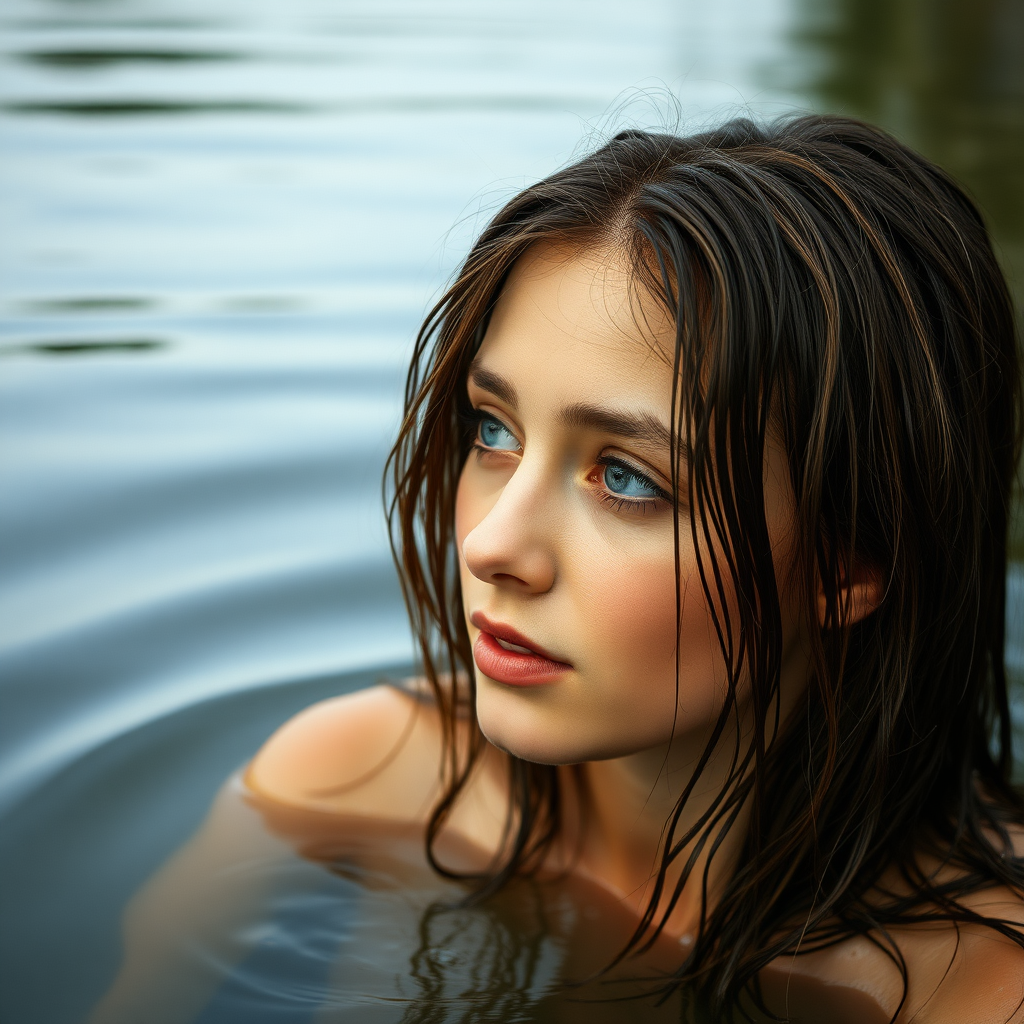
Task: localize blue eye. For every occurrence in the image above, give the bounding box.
[602,460,661,499]
[477,415,520,452]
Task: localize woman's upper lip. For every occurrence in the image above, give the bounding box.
[469,612,571,665]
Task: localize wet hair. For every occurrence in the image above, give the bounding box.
[386,113,1023,1018]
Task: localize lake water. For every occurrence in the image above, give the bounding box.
[1,0,1021,1021]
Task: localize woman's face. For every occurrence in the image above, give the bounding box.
[455,242,806,766]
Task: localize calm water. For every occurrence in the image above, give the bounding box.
[1,0,1021,1021]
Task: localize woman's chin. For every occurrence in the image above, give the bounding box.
[474,696,581,765]
[477,719,572,765]
[474,697,645,766]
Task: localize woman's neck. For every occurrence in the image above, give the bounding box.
[559,734,750,942]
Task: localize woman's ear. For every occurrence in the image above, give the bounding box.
[816,565,884,628]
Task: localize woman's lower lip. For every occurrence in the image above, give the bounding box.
[472,631,571,686]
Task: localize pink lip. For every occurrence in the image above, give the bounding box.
[470,612,572,686]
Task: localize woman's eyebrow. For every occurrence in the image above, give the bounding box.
[468,363,682,459]
[468,364,519,408]
[560,402,675,455]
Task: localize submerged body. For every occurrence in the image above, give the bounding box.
[91,755,694,1024]
[248,684,1024,1023]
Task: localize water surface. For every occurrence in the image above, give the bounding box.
[1,0,1021,1021]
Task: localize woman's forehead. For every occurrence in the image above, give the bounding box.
[481,241,677,378]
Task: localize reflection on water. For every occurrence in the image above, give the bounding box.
[6,99,315,115]
[0,0,1020,1021]
[191,780,686,1024]
[19,50,243,69]
[19,296,157,313]
[3,338,168,356]
[793,0,1024,257]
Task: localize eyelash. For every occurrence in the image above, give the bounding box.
[465,410,521,455]
[594,456,671,514]
[467,410,672,517]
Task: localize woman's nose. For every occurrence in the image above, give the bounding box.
[460,463,556,594]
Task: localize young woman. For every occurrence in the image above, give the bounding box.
[248,114,1024,1021]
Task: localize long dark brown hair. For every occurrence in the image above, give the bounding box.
[385,114,1024,1018]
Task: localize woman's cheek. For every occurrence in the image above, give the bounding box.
[579,539,727,736]
[578,538,679,684]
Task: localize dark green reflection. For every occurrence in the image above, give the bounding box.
[19,49,241,70]
[20,297,155,314]
[791,0,1024,556]
[792,0,1024,284]
[3,338,168,356]
[3,100,311,117]
[3,95,596,119]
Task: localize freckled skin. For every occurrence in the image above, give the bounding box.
[456,242,803,767]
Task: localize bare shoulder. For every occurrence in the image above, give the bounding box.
[245,683,508,850]
[762,883,1024,1024]
[246,684,445,820]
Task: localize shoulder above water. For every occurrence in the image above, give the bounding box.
[247,684,444,819]
[245,683,509,853]
[761,888,1024,1023]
